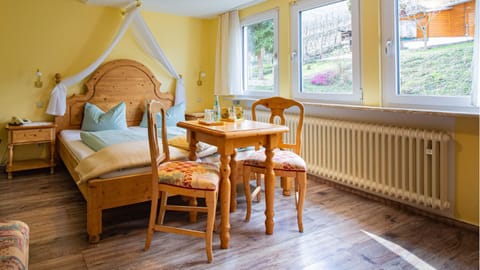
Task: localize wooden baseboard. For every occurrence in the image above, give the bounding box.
[308,174,479,233]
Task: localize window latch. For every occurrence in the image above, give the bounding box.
[273,52,278,65]
[385,39,393,56]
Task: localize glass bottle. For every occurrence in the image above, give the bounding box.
[213,95,221,121]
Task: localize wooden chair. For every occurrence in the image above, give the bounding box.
[144,100,219,263]
[242,96,307,232]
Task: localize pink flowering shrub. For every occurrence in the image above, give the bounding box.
[310,71,337,85]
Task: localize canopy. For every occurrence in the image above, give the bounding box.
[46,1,185,116]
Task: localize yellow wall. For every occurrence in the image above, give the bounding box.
[1,0,478,226]
[361,0,382,106]
[0,0,217,163]
[455,118,479,224]
[239,0,479,226]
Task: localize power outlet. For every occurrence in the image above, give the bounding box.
[36,101,44,108]
[196,97,202,103]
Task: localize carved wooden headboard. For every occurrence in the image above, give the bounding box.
[54,59,174,132]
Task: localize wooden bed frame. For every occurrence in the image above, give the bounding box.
[55,59,174,243]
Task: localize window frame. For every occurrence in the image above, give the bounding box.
[291,0,362,104]
[381,0,476,111]
[240,8,279,97]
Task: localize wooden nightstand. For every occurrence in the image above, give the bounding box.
[185,112,205,120]
[5,122,56,179]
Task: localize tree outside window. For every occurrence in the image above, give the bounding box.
[241,10,278,95]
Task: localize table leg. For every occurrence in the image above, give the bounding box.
[229,150,237,212]
[264,140,275,235]
[281,177,292,196]
[219,153,231,249]
[188,133,198,161]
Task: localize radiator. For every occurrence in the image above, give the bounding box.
[244,110,451,211]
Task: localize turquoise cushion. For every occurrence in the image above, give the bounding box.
[81,102,128,131]
[140,102,185,128]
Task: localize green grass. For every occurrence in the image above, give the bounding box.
[399,42,473,96]
[246,42,473,95]
[300,41,473,96]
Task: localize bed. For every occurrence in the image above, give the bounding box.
[55,59,202,243]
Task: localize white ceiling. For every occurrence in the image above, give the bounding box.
[82,0,266,18]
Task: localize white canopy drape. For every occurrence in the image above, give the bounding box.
[46,4,185,116]
[130,13,185,105]
[214,10,242,96]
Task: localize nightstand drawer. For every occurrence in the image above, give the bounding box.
[12,128,53,143]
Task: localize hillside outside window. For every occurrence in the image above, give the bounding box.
[381,0,479,111]
[291,0,362,103]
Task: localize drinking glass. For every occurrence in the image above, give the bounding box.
[234,106,243,120]
[204,109,215,122]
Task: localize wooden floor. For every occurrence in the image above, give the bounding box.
[1,164,478,270]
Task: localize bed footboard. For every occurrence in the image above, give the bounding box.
[58,136,153,243]
[85,174,152,243]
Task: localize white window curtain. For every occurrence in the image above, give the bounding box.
[471,0,479,107]
[46,4,185,116]
[214,10,242,96]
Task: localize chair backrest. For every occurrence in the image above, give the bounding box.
[146,100,170,182]
[251,96,304,154]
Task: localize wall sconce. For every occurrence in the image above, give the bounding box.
[197,71,206,86]
[34,68,43,88]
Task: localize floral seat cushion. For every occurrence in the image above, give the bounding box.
[0,220,29,270]
[157,161,219,190]
[243,149,307,172]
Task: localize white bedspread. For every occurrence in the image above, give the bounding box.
[59,127,218,183]
[75,140,167,184]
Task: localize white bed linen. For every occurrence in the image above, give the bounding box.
[59,127,217,179]
[61,128,192,161]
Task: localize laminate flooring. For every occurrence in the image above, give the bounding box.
[0,165,478,270]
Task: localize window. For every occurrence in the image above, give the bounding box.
[381,0,477,110]
[241,9,279,96]
[291,0,361,103]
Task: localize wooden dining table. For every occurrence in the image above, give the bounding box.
[177,119,288,249]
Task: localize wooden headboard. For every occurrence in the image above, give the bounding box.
[54,59,174,132]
